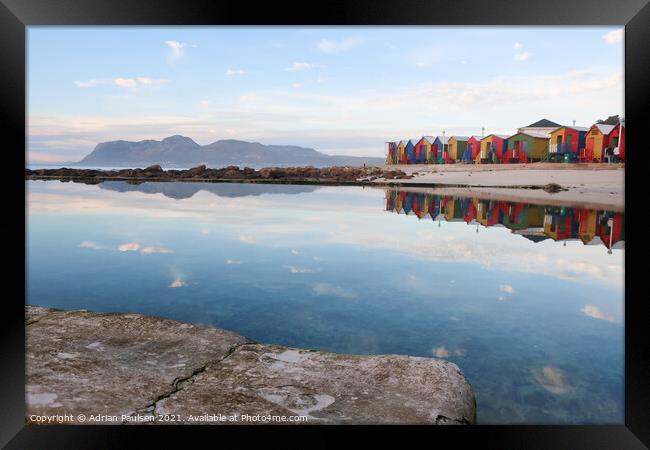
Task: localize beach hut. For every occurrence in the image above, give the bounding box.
[385,142,397,165]
[477,134,509,164]
[432,136,452,164]
[405,139,417,164]
[543,207,580,241]
[548,126,587,163]
[415,136,433,164]
[576,208,599,245]
[396,140,406,165]
[582,124,617,162]
[448,136,469,162]
[596,212,624,250]
[462,136,483,163]
[505,131,550,163]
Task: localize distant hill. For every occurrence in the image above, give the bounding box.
[77,135,384,167]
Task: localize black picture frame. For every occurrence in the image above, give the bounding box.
[2,0,648,447]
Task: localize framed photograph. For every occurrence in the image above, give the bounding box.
[2,0,648,447]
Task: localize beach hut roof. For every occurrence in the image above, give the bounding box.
[514,130,551,139]
[594,123,617,135]
[550,126,589,133]
[469,135,484,140]
[524,118,562,128]
[422,135,435,142]
[481,134,509,141]
[434,136,450,144]
[450,136,470,141]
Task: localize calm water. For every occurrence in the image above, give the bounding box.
[26,180,624,424]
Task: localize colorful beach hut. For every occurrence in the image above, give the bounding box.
[396,140,406,164]
[582,124,619,162]
[415,136,433,164]
[505,131,550,163]
[432,136,452,164]
[462,136,483,163]
[385,142,397,165]
[548,126,587,162]
[448,136,469,162]
[477,134,509,164]
[405,139,417,164]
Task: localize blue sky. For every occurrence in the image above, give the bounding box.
[27,26,623,162]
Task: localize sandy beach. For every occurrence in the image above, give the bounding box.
[376,163,624,210]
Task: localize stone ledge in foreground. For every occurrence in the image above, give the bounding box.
[26,306,476,425]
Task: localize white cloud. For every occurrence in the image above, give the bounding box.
[602,29,623,44]
[312,282,356,299]
[239,92,258,102]
[74,79,109,88]
[135,77,170,86]
[226,259,242,264]
[79,241,109,250]
[226,69,247,76]
[514,42,524,50]
[165,40,185,64]
[286,62,320,71]
[292,83,304,89]
[581,304,615,322]
[169,278,186,288]
[74,77,168,89]
[114,77,137,89]
[291,249,299,254]
[514,51,532,61]
[316,36,364,54]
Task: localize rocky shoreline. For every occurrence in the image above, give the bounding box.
[26,306,476,425]
[25,165,413,185]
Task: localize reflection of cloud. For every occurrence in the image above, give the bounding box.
[169,278,186,288]
[286,266,318,274]
[169,267,186,288]
[239,234,257,244]
[313,256,322,261]
[533,366,570,394]
[602,29,623,44]
[499,284,515,294]
[117,242,141,252]
[497,295,506,301]
[291,249,299,255]
[581,305,615,322]
[79,241,109,250]
[140,246,173,254]
[226,259,242,265]
[312,282,356,299]
[432,347,449,358]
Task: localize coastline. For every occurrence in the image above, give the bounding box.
[26,305,476,425]
[25,163,625,210]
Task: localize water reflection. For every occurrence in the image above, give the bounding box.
[26,181,624,424]
[385,190,624,252]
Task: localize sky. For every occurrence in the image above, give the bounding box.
[27,26,624,163]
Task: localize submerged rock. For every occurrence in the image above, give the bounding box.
[26,306,475,425]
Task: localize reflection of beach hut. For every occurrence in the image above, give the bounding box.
[396,140,406,164]
[543,207,579,241]
[505,131,550,163]
[428,195,441,221]
[582,124,620,162]
[462,136,482,162]
[414,136,433,164]
[458,196,477,224]
[549,126,587,162]
[576,208,599,244]
[477,134,509,164]
[448,136,469,162]
[596,212,624,250]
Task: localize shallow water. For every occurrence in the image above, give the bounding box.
[26,180,624,424]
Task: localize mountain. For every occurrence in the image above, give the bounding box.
[78,135,385,167]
